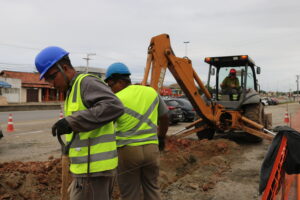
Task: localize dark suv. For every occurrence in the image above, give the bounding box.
[163,99,183,124]
[0,128,3,139]
[173,98,196,122]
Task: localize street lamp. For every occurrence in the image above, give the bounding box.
[82,53,96,73]
[183,41,190,57]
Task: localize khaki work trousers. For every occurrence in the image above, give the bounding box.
[69,176,115,200]
[117,144,161,200]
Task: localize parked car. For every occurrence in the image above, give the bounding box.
[172,98,196,122]
[270,98,279,105]
[261,97,278,106]
[0,128,3,139]
[261,98,269,106]
[163,99,184,124]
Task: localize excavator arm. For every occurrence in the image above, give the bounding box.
[142,34,274,140]
[142,34,213,121]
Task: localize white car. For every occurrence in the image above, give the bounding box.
[261,98,269,106]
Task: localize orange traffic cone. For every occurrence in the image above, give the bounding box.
[7,113,14,132]
[59,111,64,119]
[284,111,290,124]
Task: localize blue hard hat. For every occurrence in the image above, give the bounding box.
[35,46,69,80]
[105,62,131,82]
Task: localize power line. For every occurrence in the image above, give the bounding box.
[296,75,299,98]
[0,42,121,62]
[0,62,34,66]
[0,42,41,51]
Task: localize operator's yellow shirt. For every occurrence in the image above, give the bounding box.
[221,76,240,89]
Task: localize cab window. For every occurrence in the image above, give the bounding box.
[245,69,255,90]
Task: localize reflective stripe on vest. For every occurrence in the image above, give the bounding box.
[70,148,118,164]
[117,97,158,137]
[116,85,159,147]
[68,134,115,148]
[64,73,117,174]
[117,135,158,146]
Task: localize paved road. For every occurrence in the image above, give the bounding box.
[0,103,298,163]
[0,109,61,127]
[0,110,62,162]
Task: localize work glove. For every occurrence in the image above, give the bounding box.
[158,136,166,151]
[52,118,73,137]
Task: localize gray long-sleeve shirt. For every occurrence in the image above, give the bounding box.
[65,73,124,132]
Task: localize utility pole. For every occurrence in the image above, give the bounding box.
[82,53,96,73]
[183,41,190,57]
[296,75,300,101]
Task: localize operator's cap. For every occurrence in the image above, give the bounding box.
[229,68,236,74]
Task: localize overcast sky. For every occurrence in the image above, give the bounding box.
[0,0,299,92]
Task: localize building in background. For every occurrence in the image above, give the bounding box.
[0,77,20,104]
[160,83,183,97]
[0,70,64,103]
[0,66,106,104]
[74,66,106,79]
[160,87,172,96]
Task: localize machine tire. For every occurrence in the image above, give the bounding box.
[195,124,215,140]
[243,103,264,143]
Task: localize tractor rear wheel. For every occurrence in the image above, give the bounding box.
[195,125,215,140]
[242,103,264,143]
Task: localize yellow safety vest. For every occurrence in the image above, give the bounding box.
[64,74,117,175]
[115,85,159,147]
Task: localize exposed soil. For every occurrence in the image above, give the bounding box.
[0,157,61,200]
[0,138,240,200]
[0,103,299,200]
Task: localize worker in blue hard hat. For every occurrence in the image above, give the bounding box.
[35,47,124,200]
[104,62,131,93]
[105,62,169,200]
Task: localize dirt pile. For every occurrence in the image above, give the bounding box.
[0,157,61,200]
[159,138,240,190]
[0,138,240,199]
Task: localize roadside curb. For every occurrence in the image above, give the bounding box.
[0,103,62,112]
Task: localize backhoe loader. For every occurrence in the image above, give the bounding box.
[197,55,268,142]
[142,34,274,141]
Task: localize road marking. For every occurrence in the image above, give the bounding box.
[16,130,45,135]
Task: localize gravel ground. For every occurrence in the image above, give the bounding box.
[161,102,300,200]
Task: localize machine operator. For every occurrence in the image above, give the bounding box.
[220,68,240,95]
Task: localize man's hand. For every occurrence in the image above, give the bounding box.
[158,136,166,151]
[230,84,236,88]
[52,118,73,137]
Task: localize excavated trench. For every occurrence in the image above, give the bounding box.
[0,138,240,200]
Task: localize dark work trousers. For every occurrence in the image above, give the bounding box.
[117,144,161,200]
[68,176,115,200]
